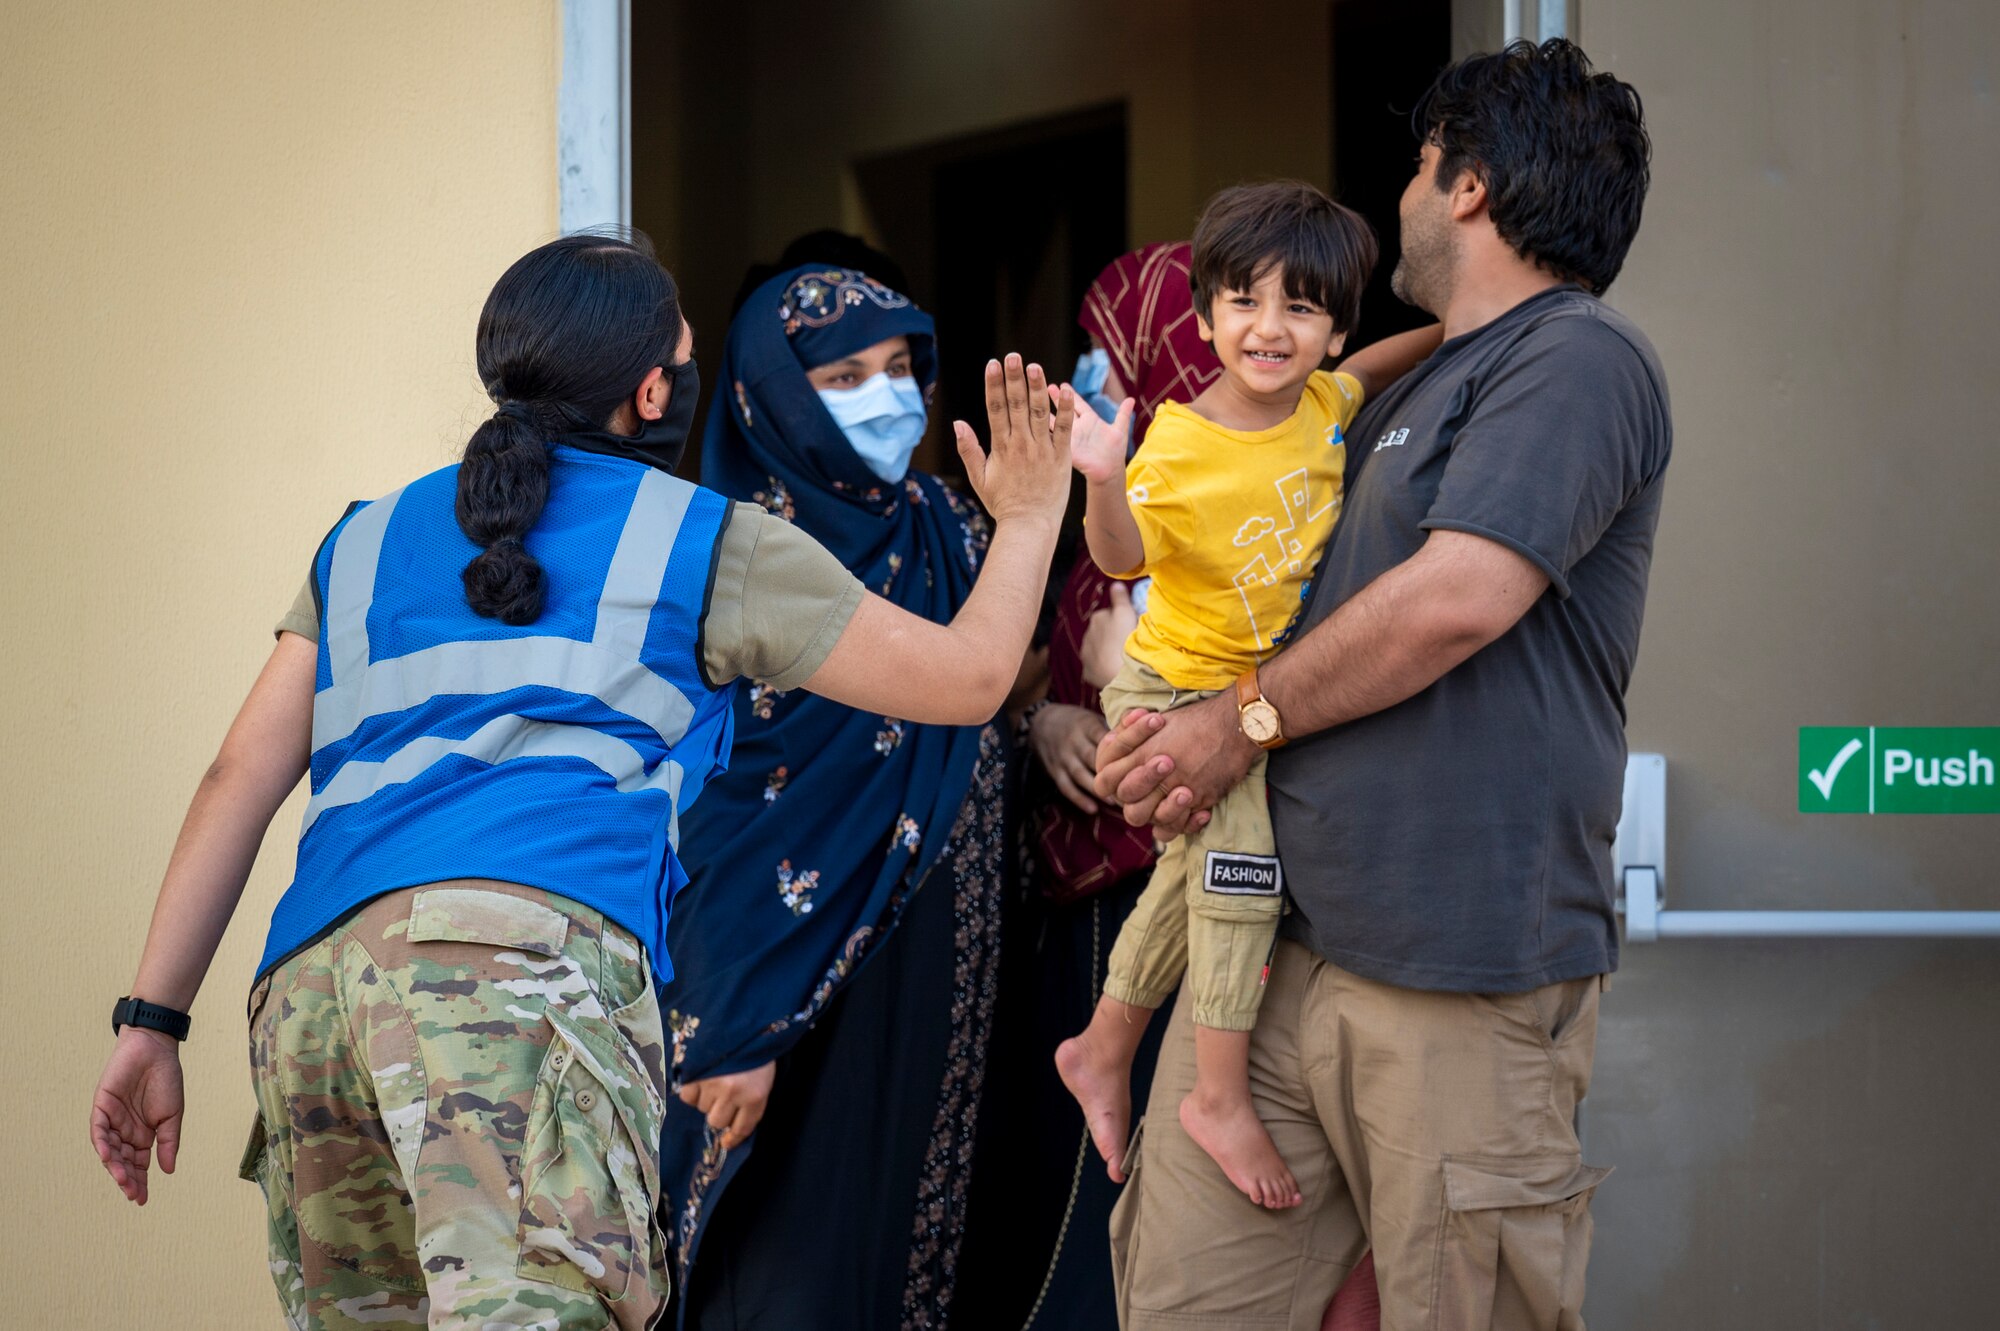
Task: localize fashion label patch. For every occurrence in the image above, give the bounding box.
[1203,851,1283,896]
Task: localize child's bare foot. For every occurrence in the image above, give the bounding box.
[1179,1083,1301,1208]
[1056,1031,1133,1182]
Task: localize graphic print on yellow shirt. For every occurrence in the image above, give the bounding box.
[1118,369,1363,690]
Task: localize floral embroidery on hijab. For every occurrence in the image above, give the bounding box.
[763,766,789,804]
[874,718,905,755]
[762,923,881,1039]
[749,682,788,721]
[753,477,795,522]
[777,859,820,916]
[779,269,914,335]
[893,814,922,854]
[677,1131,729,1273]
[831,477,890,504]
[961,510,992,571]
[934,486,992,570]
[666,1009,700,1074]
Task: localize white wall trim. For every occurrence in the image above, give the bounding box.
[1503,0,1570,45]
[558,0,631,232]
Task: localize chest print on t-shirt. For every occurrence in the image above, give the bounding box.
[1230,463,1342,649]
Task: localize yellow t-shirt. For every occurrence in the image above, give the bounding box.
[1119,369,1363,690]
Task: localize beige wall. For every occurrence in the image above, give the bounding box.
[0,4,559,1326]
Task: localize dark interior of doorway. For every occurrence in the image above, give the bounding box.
[1332,0,1454,342]
[854,103,1128,488]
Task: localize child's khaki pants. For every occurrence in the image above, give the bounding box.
[1100,655,1282,1031]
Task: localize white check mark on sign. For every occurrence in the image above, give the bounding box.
[1808,738,1865,800]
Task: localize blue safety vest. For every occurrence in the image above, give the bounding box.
[257,445,738,984]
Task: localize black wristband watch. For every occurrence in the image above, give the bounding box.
[112,996,192,1042]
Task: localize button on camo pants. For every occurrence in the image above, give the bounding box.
[240,881,671,1330]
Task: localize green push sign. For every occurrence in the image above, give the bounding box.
[1799,727,2000,814]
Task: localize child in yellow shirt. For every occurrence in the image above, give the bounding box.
[1056,181,1442,1209]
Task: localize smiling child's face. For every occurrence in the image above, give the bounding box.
[1198,264,1345,403]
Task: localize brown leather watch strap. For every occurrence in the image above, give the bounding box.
[1236,667,1262,710]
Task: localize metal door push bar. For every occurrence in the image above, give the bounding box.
[1614,755,2000,941]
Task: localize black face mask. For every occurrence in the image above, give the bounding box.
[554,358,701,475]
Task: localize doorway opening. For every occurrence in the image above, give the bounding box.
[854,103,1128,484]
[1332,0,1455,341]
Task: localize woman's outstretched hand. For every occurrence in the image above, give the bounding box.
[805,357,1073,726]
[678,1061,777,1151]
[91,1029,186,1205]
[953,354,1074,527]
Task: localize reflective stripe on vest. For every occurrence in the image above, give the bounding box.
[311,466,701,825]
[311,468,700,755]
[304,718,688,839]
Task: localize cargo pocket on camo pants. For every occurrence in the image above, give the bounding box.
[1430,1155,1612,1331]
[517,1001,669,1310]
[240,1115,308,1331]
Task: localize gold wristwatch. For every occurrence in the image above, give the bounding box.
[1235,666,1286,750]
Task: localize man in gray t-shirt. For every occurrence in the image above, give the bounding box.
[1096,41,1666,1331]
[1275,284,1670,992]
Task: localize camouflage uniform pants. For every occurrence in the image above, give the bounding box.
[240,881,672,1330]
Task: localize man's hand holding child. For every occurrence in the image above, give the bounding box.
[1092,697,1257,838]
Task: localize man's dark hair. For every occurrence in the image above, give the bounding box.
[1413,38,1650,294]
[1189,180,1377,335]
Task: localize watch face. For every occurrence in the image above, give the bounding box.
[1241,699,1281,744]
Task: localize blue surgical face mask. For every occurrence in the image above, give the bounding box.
[818,372,928,483]
[1072,348,1120,423]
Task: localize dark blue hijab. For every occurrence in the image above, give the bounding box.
[660,267,993,1286]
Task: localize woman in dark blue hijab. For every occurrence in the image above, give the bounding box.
[660,265,1011,1329]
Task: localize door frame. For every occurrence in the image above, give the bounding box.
[558,0,631,232]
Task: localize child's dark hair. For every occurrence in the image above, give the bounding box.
[460,230,684,624]
[1189,181,1377,336]
[1412,39,1650,295]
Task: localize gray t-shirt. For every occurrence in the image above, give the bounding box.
[1271,286,1672,993]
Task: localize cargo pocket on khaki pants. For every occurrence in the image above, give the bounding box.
[1430,1156,1611,1331]
[517,1002,669,1311]
[1108,1114,1146,1305]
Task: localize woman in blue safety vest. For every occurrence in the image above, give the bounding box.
[87,231,1075,1331]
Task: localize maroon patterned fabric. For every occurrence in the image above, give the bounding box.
[1032,244,1223,903]
[1076,241,1222,441]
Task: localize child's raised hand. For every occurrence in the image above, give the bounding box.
[1050,385,1134,485]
